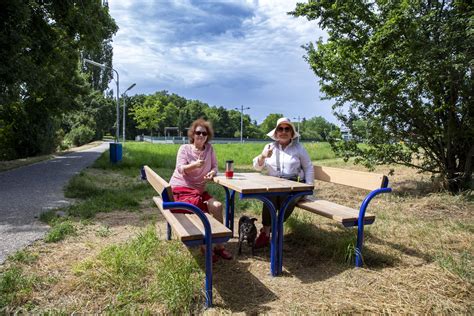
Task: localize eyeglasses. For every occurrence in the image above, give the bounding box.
[194,131,208,136]
[277,126,291,132]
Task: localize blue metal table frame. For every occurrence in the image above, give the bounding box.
[214,173,314,276]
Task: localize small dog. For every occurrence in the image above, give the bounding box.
[238,215,258,255]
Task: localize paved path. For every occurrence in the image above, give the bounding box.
[0,142,109,264]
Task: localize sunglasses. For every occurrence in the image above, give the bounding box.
[277,126,292,132]
[194,131,208,136]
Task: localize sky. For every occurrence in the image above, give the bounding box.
[108,0,337,124]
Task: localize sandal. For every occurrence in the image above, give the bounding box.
[255,228,270,249]
[214,247,233,260]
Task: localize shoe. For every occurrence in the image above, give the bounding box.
[255,228,270,249]
[200,247,219,263]
[214,247,233,260]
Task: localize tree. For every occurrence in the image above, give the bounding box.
[260,114,284,135]
[0,0,117,159]
[301,116,337,141]
[292,1,473,192]
[130,103,160,138]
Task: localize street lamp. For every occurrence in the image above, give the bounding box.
[235,105,250,143]
[83,58,120,143]
[122,83,136,143]
[293,116,301,141]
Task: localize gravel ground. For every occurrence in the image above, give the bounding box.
[0,142,109,264]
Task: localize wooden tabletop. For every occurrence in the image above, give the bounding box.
[213,173,314,194]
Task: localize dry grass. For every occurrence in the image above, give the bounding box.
[1,164,473,314]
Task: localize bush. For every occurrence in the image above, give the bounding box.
[65,125,95,146]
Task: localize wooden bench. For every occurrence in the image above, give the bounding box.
[296,165,392,267]
[144,165,232,308]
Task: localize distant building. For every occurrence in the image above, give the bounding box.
[341,128,352,141]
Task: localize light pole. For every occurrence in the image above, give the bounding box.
[293,116,301,141]
[122,83,136,143]
[235,105,250,143]
[84,58,120,143]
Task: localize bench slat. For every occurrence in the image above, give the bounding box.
[314,165,386,191]
[153,196,232,241]
[297,197,375,226]
[145,166,174,201]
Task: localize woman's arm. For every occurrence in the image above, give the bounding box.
[176,145,204,174]
[252,143,273,170]
[300,145,314,184]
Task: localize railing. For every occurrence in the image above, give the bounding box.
[138,135,269,144]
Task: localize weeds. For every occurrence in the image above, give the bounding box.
[0,267,35,310]
[44,220,76,243]
[8,250,38,265]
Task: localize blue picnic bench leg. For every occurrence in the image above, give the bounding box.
[355,187,392,267]
[355,216,365,267]
[163,202,214,308]
[224,187,236,234]
[278,191,314,274]
[240,193,278,276]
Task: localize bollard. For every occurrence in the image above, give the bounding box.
[140,166,147,180]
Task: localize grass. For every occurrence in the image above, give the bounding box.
[73,227,203,313]
[1,142,472,313]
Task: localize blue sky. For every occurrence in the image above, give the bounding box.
[109,0,337,124]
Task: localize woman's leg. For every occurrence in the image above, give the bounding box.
[207,198,223,223]
[206,198,232,259]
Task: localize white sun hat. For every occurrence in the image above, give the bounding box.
[266,117,300,141]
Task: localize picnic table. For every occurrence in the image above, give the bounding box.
[213,172,314,276]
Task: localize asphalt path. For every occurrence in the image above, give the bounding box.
[0,142,109,264]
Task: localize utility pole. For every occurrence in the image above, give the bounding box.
[235,105,250,143]
[293,116,301,141]
[122,83,136,143]
[84,58,120,143]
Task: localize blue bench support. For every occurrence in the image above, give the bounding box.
[296,165,393,268]
[162,201,214,307]
[354,187,392,267]
[144,166,232,309]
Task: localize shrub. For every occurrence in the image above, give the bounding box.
[65,125,95,146]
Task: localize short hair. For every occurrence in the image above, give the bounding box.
[187,118,214,144]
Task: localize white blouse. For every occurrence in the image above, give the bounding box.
[252,141,314,184]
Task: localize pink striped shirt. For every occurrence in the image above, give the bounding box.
[169,143,218,193]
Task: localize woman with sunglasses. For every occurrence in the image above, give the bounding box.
[169,118,232,262]
[252,117,314,248]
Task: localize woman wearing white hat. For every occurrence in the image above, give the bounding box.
[252,117,314,248]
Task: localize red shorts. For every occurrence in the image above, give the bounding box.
[171,186,212,214]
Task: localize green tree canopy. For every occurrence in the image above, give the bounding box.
[292,0,473,192]
[260,114,284,135]
[0,0,117,159]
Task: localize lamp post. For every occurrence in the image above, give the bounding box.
[293,116,301,141]
[84,58,120,143]
[235,105,250,143]
[122,83,136,143]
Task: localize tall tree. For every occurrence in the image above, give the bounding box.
[292,0,473,192]
[260,113,284,135]
[0,0,117,159]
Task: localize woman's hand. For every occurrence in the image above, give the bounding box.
[204,170,216,180]
[193,159,205,169]
[261,144,273,158]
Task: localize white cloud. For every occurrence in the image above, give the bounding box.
[108,0,336,123]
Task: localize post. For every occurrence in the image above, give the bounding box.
[235,105,250,143]
[114,69,120,143]
[122,83,136,143]
[293,116,301,141]
[83,58,122,163]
